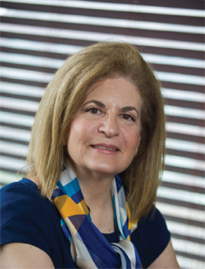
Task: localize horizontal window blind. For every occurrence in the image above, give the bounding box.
[0,1,204,268]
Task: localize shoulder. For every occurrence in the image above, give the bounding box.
[1,178,40,199]
[1,178,44,216]
[132,206,171,268]
[0,178,54,251]
[139,206,168,229]
[1,178,75,268]
[0,177,59,227]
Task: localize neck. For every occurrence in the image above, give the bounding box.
[77,171,113,210]
[72,165,115,233]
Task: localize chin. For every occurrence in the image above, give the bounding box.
[95,167,123,178]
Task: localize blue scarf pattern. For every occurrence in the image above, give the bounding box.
[52,163,142,268]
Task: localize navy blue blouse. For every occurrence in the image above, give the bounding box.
[0,178,170,268]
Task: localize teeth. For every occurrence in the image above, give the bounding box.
[93,146,118,151]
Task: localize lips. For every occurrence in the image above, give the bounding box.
[91,144,119,152]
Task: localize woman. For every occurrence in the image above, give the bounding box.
[0,42,180,268]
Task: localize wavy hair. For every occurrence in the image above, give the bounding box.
[26,42,165,220]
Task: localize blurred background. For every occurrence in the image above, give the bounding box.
[0,0,204,268]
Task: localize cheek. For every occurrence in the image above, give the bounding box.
[135,135,141,155]
[69,118,86,138]
[67,119,96,148]
[66,121,81,151]
[127,129,141,155]
[136,131,141,147]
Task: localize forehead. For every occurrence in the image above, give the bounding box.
[84,77,142,107]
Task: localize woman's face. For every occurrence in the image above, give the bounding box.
[66,77,142,179]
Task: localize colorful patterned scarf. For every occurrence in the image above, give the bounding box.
[52,163,142,268]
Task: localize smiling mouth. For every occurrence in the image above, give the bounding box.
[91,145,119,151]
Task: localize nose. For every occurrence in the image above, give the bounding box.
[98,114,120,138]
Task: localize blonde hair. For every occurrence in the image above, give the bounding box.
[26,42,165,220]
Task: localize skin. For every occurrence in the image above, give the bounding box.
[67,77,142,182]
[0,240,179,268]
[67,78,142,233]
[0,77,180,268]
[66,77,142,233]
[0,243,55,269]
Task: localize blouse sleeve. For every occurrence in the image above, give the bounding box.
[132,206,171,268]
[0,181,51,256]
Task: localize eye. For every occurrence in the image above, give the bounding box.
[121,114,135,122]
[86,107,102,115]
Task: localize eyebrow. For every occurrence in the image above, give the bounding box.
[83,100,106,108]
[120,106,139,117]
[83,100,139,117]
